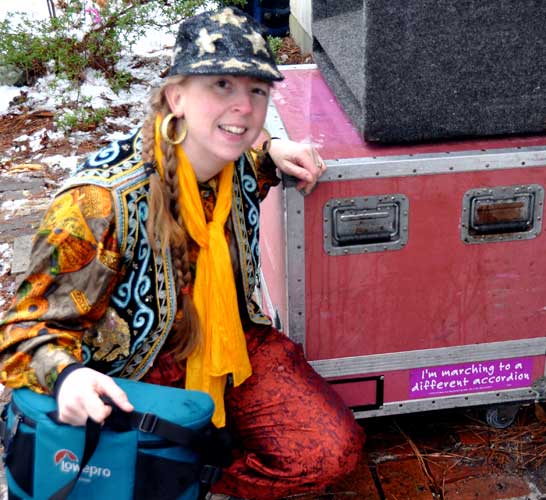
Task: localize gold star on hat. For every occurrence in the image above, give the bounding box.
[243,29,269,56]
[196,28,222,56]
[221,58,252,70]
[211,7,246,28]
[252,60,281,77]
[190,60,216,69]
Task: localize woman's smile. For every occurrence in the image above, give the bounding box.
[166,74,270,179]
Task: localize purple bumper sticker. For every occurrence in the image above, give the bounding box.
[409,357,533,399]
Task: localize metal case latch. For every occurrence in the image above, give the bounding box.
[461,184,544,244]
[323,194,409,255]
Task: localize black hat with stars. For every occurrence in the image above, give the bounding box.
[168,7,284,82]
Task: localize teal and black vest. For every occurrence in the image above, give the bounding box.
[60,129,271,379]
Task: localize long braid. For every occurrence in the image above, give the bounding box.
[160,122,202,362]
[143,76,201,362]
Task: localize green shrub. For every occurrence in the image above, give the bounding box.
[55,106,110,134]
[2,2,174,86]
[0,0,246,88]
[0,0,245,132]
[267,35,284,61]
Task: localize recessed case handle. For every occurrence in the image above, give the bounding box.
[324,194,409,255]
[461,184,544,244]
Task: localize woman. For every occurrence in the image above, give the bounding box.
[0,7,363,499]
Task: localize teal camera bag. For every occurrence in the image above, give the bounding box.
[0,378,227,500]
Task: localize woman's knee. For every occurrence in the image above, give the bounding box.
[279,416,364,484]
[319,418,364,478]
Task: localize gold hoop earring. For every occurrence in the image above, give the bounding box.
[250,128,271,157]
[160,113,187,145]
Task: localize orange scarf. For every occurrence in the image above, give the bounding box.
[153,116,252,427]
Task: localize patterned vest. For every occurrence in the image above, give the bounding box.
[60,129,270,379]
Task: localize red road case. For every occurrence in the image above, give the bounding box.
[259,65,546,425]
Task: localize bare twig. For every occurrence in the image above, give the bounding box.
[46,0,56,19]
[394,421,444,499]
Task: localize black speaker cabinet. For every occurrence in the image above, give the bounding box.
[313,0,546,143]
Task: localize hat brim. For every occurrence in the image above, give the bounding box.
[168,60,284,82]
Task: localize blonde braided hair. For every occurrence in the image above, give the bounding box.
[142,76,201,362]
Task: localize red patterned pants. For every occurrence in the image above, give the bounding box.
[145,325,364,500]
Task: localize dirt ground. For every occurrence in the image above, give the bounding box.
[331,404,546,499]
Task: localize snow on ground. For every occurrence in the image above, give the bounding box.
[0,2,189,304]
[0,243,14,309]
[0,1,179,128]
[0,0,230,126]
[0,87,24,114]
[0,0,50,22]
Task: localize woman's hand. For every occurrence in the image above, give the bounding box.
[56,367,134,426]
[269,139,326,195]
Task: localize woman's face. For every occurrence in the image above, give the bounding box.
[166,75,270,172]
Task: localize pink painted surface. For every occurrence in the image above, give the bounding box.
[329,378,380,409]
[259,184,287,331]
[271,68,546,160]
[304,167,546,361]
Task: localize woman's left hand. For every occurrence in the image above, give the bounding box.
[269,139,326,196]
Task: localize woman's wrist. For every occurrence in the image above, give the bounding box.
[53,362,85,401]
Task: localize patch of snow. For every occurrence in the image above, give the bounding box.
[79,70,118,108]
[11,128,67,158]
[17,74,72,113]
[0,280,16,309]
[0,86,26,114]
[0,244,11,274]
[0,243,14,308]
[29,128,48,152]
[132,29,176,57]
[1,199,27,214]
[0,1,50,22]
[42,155,80,175]
[46,130,65,142]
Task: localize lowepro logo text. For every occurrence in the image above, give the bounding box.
[54,449,112,479]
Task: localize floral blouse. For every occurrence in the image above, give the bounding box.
[0,154,279,394]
